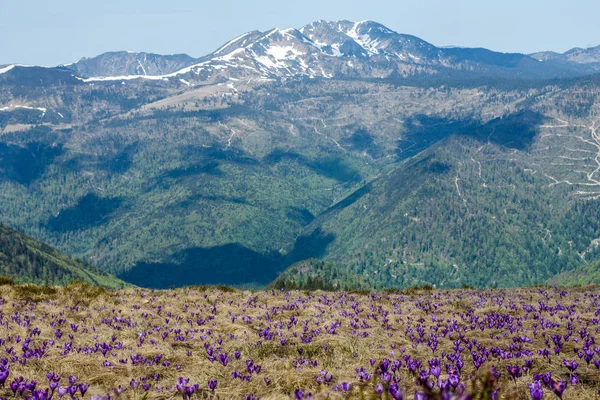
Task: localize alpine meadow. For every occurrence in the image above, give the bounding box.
[1,9,600,399]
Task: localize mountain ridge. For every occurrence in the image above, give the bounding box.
[0,20,595,84]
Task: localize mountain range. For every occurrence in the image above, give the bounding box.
[62,20,600,81]
[1,20,598,85]
[1,20,600,289]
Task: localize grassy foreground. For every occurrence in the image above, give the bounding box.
[0,283,599,399]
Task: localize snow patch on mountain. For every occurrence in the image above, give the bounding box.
[80,74,169,82]
[0,104,47,112]
[266,45,303,60]
[0,65,16,75]
[214,32,254,55]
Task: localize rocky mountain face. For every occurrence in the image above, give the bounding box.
[65,51,196,77]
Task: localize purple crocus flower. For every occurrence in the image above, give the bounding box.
[218,353,229,366]
[529,381,543,400]
[449,373,460,389]
[113,385,123,396]
[68,385,78,396]
[492,388,499,400]
[507,365,522,381]
[0,370,8,387]
[551,379,567,399]
[57,387,68,398]
[388,384,403,400]
[563,359,578,372]
[415,392,427,400]
[570,373,578,385]
[208,380,217,392]
[79,383,89,396]
[183,385,195,400]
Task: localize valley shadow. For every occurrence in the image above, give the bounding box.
[285,228,336,266]
[264,149,362,182]
[460,110,546,151]
[406,155,452,175]
[395,115,474,161]
[396,111,547,159]
[47,193,123,232]
[102,142,139,174]
[65,142,139,175]
[119,243,284,289]
[286,207,315,225]
[0,142,64,185]
[344,128,383,158]
[119,228,336,289]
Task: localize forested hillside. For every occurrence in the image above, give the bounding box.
[1,38,600,289]
[0,223,127,288]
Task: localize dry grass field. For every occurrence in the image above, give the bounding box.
[0,282,599,399]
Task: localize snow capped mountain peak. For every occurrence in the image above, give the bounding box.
[298,19,438,61]
[348,20,395,36]
[64,19,570,85]
[71,20,450,83]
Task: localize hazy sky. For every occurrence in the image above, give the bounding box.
[1,0,598,66]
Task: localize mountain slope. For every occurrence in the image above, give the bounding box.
[531,45,600,65]
[530,45,600,74]
[278,102,600,289]
[0,223,127,288]
[564,45,600,64]
[65,51,197,77]
[1,72,600,289]
[549,258,600,286]
[0,77,528,288]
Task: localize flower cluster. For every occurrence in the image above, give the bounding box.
[0,286,599,399]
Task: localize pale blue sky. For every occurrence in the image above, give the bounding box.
[0,0,598,66]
